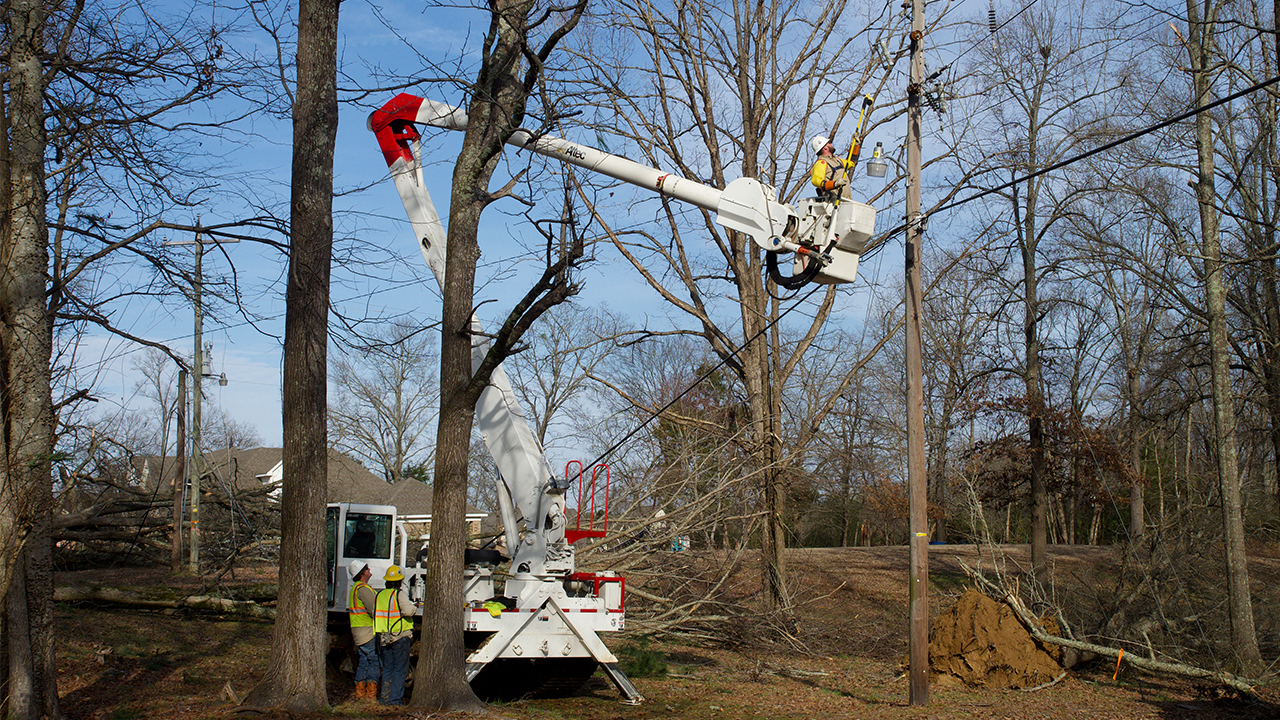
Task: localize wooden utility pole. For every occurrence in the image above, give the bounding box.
[905,0,929,705]
[191,229,204,574]
[164,219,236,574]
[171,368,187,573]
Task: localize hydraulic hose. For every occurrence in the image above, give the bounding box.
[766,250,822,289]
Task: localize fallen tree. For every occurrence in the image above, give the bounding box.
[54,584,276,620]
[962,562,1255,696]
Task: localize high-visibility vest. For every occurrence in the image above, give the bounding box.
[348,581,374,628]
[374,588,412,634]
[811,155,848,192]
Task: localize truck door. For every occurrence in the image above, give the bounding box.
[326,506,339,606]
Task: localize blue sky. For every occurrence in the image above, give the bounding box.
[84,0,896,452]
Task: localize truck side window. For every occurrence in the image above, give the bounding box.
[344,513,392,559]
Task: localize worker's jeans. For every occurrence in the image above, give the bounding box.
[355,638,380,684]
[379,636,411,705]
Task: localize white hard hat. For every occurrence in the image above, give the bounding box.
[348,559,368,578]
[811,135,831,154]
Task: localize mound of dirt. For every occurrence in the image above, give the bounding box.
[930,588,1062,689]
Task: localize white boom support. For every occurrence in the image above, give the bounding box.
[370,137,567,577]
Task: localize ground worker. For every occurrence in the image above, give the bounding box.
[374,565,416,706]
[810,135,852,201]
[347,560,379,702]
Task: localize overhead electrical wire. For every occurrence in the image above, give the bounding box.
[949,0,1049,69]
[579,71,1280,473]
[870,72,1280,245]
[583,283,826,470]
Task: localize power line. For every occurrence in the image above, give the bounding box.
[576,73,1280,474]
[941,72,1280,213]
[949,0,1048,69]
[873,72,1280,242]
[584,283,826,469]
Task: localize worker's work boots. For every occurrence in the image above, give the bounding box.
[355,681,378,701]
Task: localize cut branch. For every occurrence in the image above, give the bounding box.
[962,562,1256,696]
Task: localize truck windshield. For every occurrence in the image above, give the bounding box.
[344,512,392,559]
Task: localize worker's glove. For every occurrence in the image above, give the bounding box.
[834,174,849,188]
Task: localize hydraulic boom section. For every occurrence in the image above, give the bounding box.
[369,93,876,287]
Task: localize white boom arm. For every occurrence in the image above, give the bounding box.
[369,101,572,578]
[370,93,875,287]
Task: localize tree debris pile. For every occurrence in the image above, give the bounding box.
[929,588,1063,688]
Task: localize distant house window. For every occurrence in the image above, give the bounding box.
[344,512,392,559]
[130,463,148,488]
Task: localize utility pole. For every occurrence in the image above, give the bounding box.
[905,0,930,705]
[192,232,205,574]
[165,218,236,575]
[171,368,187,573]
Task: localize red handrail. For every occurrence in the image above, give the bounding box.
[564,460,584,533]
[565,461,609,543]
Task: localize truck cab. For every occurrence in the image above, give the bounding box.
[326,503,424,618]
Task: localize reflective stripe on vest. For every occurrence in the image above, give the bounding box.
[374,588,411,634]
[349,581,374,628]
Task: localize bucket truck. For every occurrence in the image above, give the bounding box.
[330,93,878,703]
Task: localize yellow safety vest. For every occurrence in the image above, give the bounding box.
[811,155,849,192]
[348,581,374,628]
[374,588,411,634]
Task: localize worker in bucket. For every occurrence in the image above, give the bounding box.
[810,135,852,201]
[347,560,380,701]
[374,565,416,705]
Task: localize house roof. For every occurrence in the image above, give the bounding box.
[130,448,481,518]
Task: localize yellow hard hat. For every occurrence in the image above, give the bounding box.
[384,565,404,582]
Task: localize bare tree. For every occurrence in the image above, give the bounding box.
[505,303,624,449]
[1183,0,1264,677]
[242,0,339,710]
[201,408,265,451]
[1,1,58,716]
[961,0,1134,571]
[586,0,876,611]
[921,255,1000,543]
[331,321,437,483]
[410,0,588,709]
[0,0,274,713]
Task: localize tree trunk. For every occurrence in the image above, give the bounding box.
[26,515,62,719]
[1,3,61,713]
[412,217,484,709]
[1271,0,1280,515]
[0,0,53,608]
[1013,174,1048,573]
[753,280,788,611]
[410,5,525,711]
[1128,367,1144,539]
[6,554,35,720]
[1186,0,1264,677]
[242,0,338,710]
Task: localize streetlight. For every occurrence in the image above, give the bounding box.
[866,142,888,178]
[163,217,237,574]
